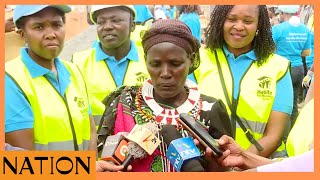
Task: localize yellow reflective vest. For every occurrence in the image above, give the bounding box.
[286,99,314,157]
[195,48,290,157]
[72,45,149,128]
[307,14,314,31]
[6,57,91,151]
[131,25,150,46]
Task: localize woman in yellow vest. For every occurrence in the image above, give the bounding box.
[195,5,293,158]
[5,5,96,151]
[72,5,149,130]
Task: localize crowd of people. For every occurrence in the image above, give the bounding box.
[4,4,314,172]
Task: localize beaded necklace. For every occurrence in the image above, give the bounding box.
[135,79,202,126]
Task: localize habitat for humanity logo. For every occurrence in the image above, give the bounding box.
[257,76,273,100]
[135,72,149,85]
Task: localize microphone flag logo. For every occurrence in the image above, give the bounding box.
[126,124,161,155]
[166,137,201,171]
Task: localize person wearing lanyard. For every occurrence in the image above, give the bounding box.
[195,5,293,158]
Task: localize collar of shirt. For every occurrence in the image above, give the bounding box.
[21,47,70,79]
[94,40,139,63]
[223,45,257,62]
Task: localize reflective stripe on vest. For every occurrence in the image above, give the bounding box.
[195,48,290,157]
[286,99,314,157]
[6,57,91,151]
[35,140,90,150]
[72,45,149,129]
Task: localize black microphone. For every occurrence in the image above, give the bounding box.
[160,124,205,172]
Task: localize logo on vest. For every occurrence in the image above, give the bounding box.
[257,76,273,100]
[74,97,87,117]
[135,72,149,85]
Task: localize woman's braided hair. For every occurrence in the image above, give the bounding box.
[205,5,275,66]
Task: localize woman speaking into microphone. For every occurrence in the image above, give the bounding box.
[97,19,234,172]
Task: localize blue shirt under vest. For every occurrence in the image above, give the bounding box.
[94,40,139,87]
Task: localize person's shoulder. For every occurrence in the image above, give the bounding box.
[102,85,140,106]
[272,23,281,29]
[301,24,312,32]
[273,22,290,31]
[59,60,85,76]
[73,48,95,56]
[5,56,22,67]
[269,54,290,62]
[72,48,96,63]
[60,59,76,69]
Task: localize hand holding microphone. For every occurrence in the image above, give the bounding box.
[99,132,132,171]
[160,124,205,172]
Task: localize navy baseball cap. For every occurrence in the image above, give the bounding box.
[13,5,71,25]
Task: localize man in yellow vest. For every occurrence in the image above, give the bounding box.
[195,5,293,158]
[72,5,149,130]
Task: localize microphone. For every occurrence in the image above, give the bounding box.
[122,122,161,170]
[160,124,205,172]
[100,132,129,165]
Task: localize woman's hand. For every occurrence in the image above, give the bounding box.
[205,135,273,170]
[193,135,245,170]
[96,161,132,172]
[216,135,245,168]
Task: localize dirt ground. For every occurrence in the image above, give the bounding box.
[5,8,89,62]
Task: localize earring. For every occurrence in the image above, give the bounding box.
[255,30,259,36]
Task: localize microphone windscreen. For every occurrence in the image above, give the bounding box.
[127,141,148,159]
[160,124,182,145]
[143,122,159,135]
